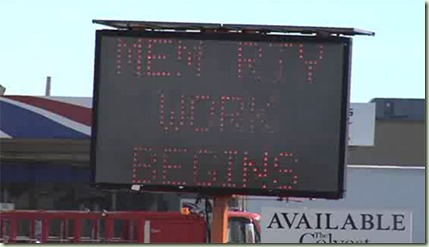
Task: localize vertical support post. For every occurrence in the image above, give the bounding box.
[29,219,37,242]
[64,220,69,242]
[73,219,81,243]
[41,219,49,243]
[45,76,51,96]
[137,219,145,243]
[93,219,99,242]
[9,218,17,243]
[122,220,130,241]
[210,195,231,243]
[0,217,4,241]
[60,220,65,242]
[143,220,151,243]
[105,218,114,242]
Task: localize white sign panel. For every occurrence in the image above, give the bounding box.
[348,103,376,146]
[261,207,412,243]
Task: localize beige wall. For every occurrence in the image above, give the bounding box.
[348,120,425,166]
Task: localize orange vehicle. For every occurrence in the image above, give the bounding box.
[0,208,261,243]
[227,210,261,243]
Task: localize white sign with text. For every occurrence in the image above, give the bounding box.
[261,207,412,243]
[348,103,376,146]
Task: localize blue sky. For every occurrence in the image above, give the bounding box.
[0,0,425,102]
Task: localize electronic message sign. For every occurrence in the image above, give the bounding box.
[91,29,352,199]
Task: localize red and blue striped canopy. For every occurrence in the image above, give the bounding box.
[0,96,92,139]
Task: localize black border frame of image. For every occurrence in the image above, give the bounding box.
[90,29,352,200]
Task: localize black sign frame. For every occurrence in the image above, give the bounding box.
[90,29,352,199]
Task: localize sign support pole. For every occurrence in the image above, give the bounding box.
[211,195,231,243]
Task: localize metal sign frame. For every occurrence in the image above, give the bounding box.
[93,19,375,37]
[90,24,355,199]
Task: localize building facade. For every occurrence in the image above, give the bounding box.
[0,97,425,212]
[348,98,425,167]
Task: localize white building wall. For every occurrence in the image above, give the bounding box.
[246,166,426,243]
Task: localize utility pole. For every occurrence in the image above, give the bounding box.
[45,76,51,96]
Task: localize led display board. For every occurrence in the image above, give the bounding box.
[91,29,352,199]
